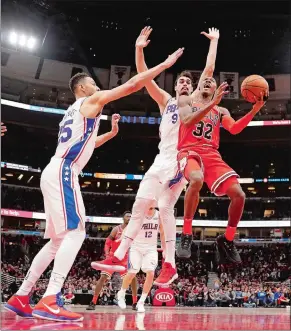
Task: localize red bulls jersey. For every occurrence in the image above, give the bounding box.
[178,103,221,151]
[110,225,124,254]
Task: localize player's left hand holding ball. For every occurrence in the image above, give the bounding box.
[111,114,121,136]
[253,91,269,113]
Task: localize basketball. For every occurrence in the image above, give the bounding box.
[241,75,269,103]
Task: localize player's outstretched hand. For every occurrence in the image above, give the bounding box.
[1,122,7,136]
[163,48,184,69]
[111,114,121,136]
[136,26,152,49]
[201,27,220,41]
[213,82,229,104]
[253,91,268,111]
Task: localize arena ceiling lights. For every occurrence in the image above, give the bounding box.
[8,31,37,50]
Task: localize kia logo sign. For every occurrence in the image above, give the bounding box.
[156,292,174,302]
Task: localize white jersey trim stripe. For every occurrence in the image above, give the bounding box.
[71,118,98,165]
[59,159,68,228]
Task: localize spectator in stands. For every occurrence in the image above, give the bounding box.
[257,288,267,307]
[1,122,7,136]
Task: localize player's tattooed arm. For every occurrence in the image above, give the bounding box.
[221,91,267,134]
[191,28,220,99]
[135,27,172,113]
[179,82,228,127]
[95,114,120,148]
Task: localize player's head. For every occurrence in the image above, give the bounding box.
[122,211,131,225]
[198,76,217,97]
[175,71,194,96]
[69,72,100,97]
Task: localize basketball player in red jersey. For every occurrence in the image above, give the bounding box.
[88,211,138,310]
[176,30,268,262]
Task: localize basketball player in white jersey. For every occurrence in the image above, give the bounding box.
[4,48,184,322]
[117,204,162,313]
[94,26,221,286]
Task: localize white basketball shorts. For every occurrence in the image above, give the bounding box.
[40,157,86,239]
[136,152,187,201]
[127,244,158,273]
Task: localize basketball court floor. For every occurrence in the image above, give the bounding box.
[2,305,290,330]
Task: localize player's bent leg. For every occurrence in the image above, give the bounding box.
[86,274,110,310]
[155,180,186,286]
[131,276,138,310]
[158,191,177,268]
[32,228,85,322]
[92,198,153,272]
[217,181,244,264]
[177,158,203,259]
[137,270,155,313]
[117,273,137,310]
[5,236,64,318]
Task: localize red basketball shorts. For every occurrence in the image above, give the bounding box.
[178,147,239,196]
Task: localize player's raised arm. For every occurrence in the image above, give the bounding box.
[221,92,267,135]
[95,114,120,148]
[179,82,228,127]
[81,48,184,119]
[135,27,172,113]
[191,28,220,99]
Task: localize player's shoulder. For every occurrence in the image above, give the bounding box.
[113,224,122,231]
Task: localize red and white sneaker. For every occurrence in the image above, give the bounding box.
[32,293,83,322]
[91,256,126,273]
[153,262,178,286]
[4,294,33,318]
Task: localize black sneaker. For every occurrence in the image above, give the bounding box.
[216,235,242,264]
[176,233,193,258]
[132,303,137,311]
[86,301,96,310]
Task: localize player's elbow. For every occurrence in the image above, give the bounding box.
[229,128,241,135]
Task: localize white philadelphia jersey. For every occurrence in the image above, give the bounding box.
[54,97,102,173]
[158,98,179,156]
[133,210,160,247]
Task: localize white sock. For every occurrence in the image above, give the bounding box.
[119,288,126,295]
[138,293,147,304]
[43,229,85,297]
[16,237,63,296]
[114,198,153,260]
[165,240,176,268]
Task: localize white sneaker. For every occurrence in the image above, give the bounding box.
[136,302,145,313]
[117,291,126,309]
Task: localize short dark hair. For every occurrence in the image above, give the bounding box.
[69,72,90,94]
[175,70,194,87]
[123,211,131,218]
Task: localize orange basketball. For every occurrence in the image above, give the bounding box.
[241,75,269,103]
